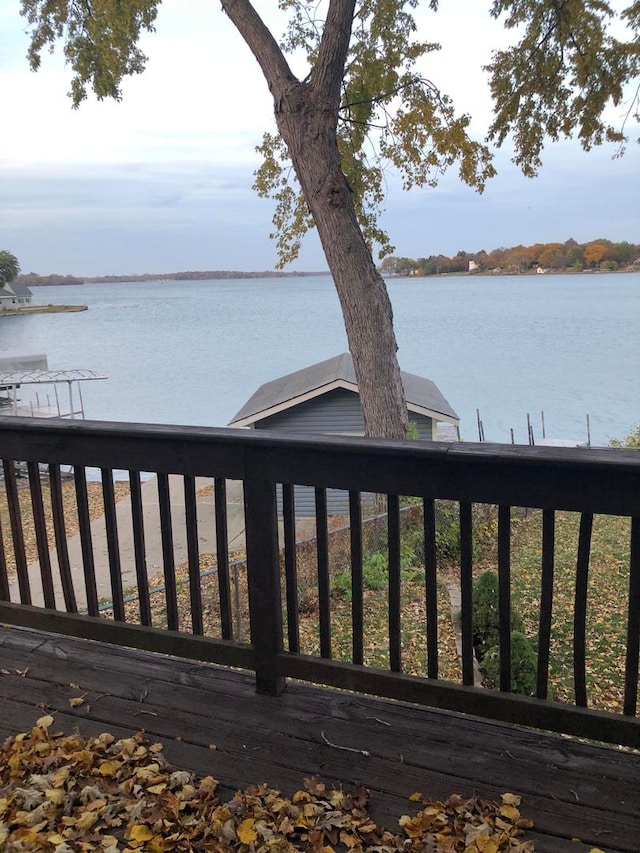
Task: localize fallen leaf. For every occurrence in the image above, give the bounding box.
[237,817,258,843]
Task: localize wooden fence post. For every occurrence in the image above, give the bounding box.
[243,455,285,696]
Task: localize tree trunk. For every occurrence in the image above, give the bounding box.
[277,87,408,438]
[221,0,408,438]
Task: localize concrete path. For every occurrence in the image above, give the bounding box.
[13,476,248,610]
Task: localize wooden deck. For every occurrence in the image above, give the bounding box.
[0,626,638,852]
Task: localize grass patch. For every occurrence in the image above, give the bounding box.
[510,510,634,712]
[296,569,461,682]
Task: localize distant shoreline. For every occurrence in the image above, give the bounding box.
[386,267,640,279]
[23,271,330,287]
[21,267,640,287]
[0,304,88,316]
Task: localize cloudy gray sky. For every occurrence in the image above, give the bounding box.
[1,1,638,276]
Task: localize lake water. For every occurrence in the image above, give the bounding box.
[1,273,638,447]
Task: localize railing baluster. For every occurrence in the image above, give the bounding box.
[27,461,56,609]
[459,502,474,686]
[101,469,124,622]
[157,473,179,631]
[75,467,99,616]
[0,500,9,601]
[623,517,640,716]
[3,460,30,605]
[48,465,76,613]
[184,475,203,636]
[388,493,402,673]
[574,513,593,708]
[315,487,331,659]
[129,471,151,626]
[349,491,364,665]
[424,498,438,679]
[244,459,284,695]
[282,483,299,653]
[536,509,555,699]
[498,504,512,693]
[215,478,233,640]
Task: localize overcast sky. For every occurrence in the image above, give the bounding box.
[1,1,638,276]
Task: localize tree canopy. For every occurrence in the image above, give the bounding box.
[18,0,640,437]
[381,237,640,275]
[0,251,20,287]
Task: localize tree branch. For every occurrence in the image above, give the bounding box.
[312,0,357,106]
[220,0,298,97]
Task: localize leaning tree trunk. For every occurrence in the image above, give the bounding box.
[222,0,408,438]
[276,89,408,438]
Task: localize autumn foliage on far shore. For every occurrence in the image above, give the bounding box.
[381,238,640,276]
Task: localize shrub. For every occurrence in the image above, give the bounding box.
[472,570,523,661]
[434,501,462,562]
[432,502,498,566]
[482,631,537,695]
[332,544,417,600]
[610,425,640,448]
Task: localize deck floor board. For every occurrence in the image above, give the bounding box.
[0,626,638,852]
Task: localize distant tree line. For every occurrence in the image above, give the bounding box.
[380,238,640,277]
[17,270,326,285]
[16,272,84,286]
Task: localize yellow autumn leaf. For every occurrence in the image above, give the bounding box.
[409,791,423,802]
[45,788,66,805]
[237,817,258,844]
[74,811,98,832]
[499,803,520,821]
[96,732,115,747]
[135,762,160,780]
[36,714,54,729]
[69,697,85,708]
[147,783,167,794]
[501,792,521,806]
[98,760,120,777]
[476,835,499,853]
[51,766,70,787]
[126,823,155,844]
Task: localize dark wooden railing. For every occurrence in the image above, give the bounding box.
[0,417,639,747]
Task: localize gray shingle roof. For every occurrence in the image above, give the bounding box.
[1,281,32,298]
[229,353,459,426]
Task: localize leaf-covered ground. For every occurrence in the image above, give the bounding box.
[0,479,130,579]
[0,716,535,852]
[508,511,634,711]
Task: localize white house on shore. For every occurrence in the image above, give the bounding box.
[0,281,33,310]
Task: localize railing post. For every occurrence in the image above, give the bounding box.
[243,456,285,696]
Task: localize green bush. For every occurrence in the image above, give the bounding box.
[482,631,537,695]
[434,501,462,562]
[332,544,417,600]
[472,570,523,661]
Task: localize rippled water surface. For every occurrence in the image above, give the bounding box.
[2,272,638,446]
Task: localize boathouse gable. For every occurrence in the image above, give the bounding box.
[229,353,459,515]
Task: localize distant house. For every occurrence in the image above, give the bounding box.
[0,281,33,310]
[229,353,459,514]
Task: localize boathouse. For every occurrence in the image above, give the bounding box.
[228,353,459,514]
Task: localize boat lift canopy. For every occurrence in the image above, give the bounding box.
[0,368,107,419]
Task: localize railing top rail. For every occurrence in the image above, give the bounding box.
[1,416,639,515]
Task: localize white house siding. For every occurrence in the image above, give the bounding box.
[255,388,434,515]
